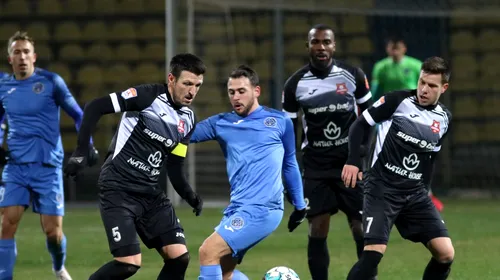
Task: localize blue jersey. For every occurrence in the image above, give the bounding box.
[0,68,83,167]
[0,71,9,145]
[191,106,306,213]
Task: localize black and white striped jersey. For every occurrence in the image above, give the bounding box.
[364,90,451,192]
[98,83,195,195]
[282,60,372,178]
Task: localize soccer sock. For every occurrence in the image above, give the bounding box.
[89,260,140,280]
[157,252,189,280]
[422,258,452,280]
[353,234,364,259]
[307,236,329,280]
[0,239,16,280]
[347,250,383,280]
[46,234,67,271]
[198,264,222,280]
[232,269,249,280]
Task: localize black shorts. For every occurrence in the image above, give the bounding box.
[303,177,363,220]
[362,178,448,245]
[99,189,185,257]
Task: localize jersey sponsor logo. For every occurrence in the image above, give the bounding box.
[396,131,436,150]
[431,120,440,133]
[7,88,16,94]
[307,102,350,114]
[32,82,44,94]
[410,114,419,118]
[336,83,348,94]
[178,119,185,133]
[143,128,174,147]
[121,88,137,99]
[308,88,318,95]
[323,122,341,140]
[264,117,277,127]
[402,153,420,171]
[384,162,422,180]
[176,232,185,239]
[127,157,151,172]
[233,120,244,124]
[147,151,163,168]
[373,96,385,108]
[230,217,244,230]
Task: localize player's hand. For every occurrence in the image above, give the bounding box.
[87,145,100,167]
[185,192,203,216]
[0,147,8,167]
[288,208,307,232]
[64,150,87,179]
[342,164,363,188]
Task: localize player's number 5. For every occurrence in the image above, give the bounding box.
[112,226,122,242]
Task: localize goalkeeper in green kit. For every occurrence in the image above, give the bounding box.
[370,35,445,212]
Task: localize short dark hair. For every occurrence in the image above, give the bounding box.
[421,56,451,84]
[7,31,35,55]
[228,65,259,87]
[386,34,405,45]
[308,24,335,39]
[169,53,206,79]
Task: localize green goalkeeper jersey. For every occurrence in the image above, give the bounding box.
[370,55,422,100]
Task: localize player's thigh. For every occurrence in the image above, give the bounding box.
[29,164,65,216]
[0,164,30,208]
[396,189,449,244]
[362,181,404,245]
[334,178,364,221]
[137,193,186,251]
[99,191,142,257]
[216,206,283,260]
[304,177,338,218]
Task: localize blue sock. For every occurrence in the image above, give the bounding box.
[46,234,67,271]
[233,269,249,280]
[198,265,222,280]
[0,239,17,280]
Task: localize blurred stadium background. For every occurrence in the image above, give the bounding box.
[0,0,499,204]
[3,0,500,279]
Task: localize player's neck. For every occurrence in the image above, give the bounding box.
[242,103,261,117]
[14,68,34,80]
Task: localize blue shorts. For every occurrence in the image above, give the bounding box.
[215,206,283,262]
[0,163,64,216]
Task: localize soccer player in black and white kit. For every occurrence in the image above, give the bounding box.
[282,24,375,280]
[342,56,455,280]
[64,53,205,280]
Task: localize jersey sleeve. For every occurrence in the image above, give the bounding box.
[109,84,164,112]
[282,76,300,119]
[434,110,452,152]
[370,60,384,100]
[353,67,372,105]
[171,125,195,158]
[52,74,84,130]
[362,91,406,126]
[190,114,220,143]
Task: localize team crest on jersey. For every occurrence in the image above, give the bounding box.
[430,120,440,133]
[121,88,137,99]
[177,119,185,133]
[264,117,277,127]
[32,82,44,94]
[230,217,244,230]
[336,83,348,94]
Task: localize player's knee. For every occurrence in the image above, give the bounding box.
[114,254,142,267]
[308,214,330,238]
[165,252,189,272]
[435,245,455,263]
[364,244,387,254]
[348,218,364,237]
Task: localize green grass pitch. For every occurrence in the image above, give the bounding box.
[11,199,500,279]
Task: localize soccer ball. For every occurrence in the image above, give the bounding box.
[263,266,300,280]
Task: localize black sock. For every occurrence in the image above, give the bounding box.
[422,258,452,280]
[157,252,190,280]
[353,235,364,259]
[89,260,140,280]
[347,250,383,280]
[308,236,329,280]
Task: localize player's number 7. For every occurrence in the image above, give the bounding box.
[365,217,374,234]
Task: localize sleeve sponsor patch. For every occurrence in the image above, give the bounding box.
[121,88,137,99]
[373,96,385,108]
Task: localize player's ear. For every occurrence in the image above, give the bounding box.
[441,83,449,93]
[254,85,261,98]
[167,73,175,83]
[33,52,37,63]
[7,56,12,65]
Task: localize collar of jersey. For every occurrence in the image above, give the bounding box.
[309,60,335,78]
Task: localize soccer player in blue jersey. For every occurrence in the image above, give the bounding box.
[191,65,307,280]
[0,31,97,280]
